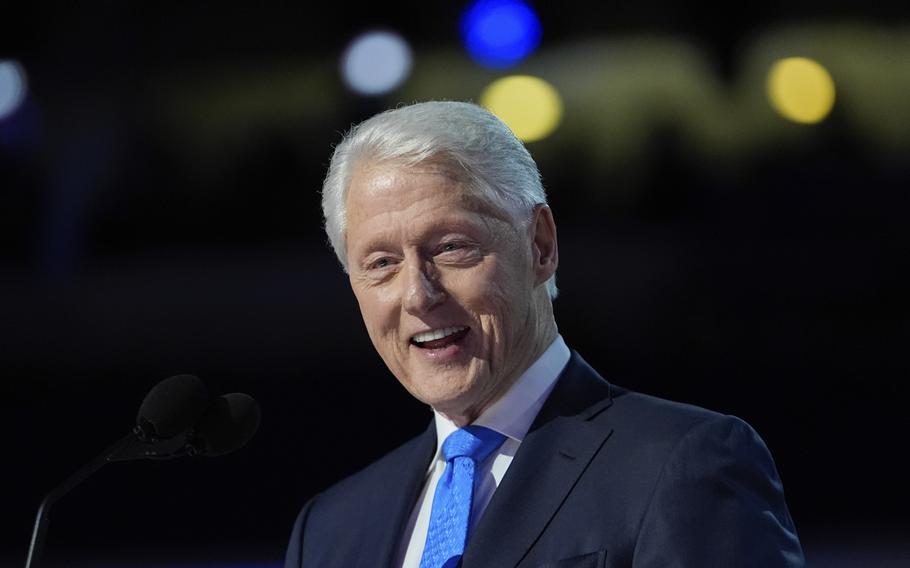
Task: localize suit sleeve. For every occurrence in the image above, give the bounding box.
[632,415,805,567]
[284,496,318,568]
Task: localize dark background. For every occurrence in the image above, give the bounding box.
[2,2,908,567]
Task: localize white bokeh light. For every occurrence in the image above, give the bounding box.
[341,31,413,96]
[0,60,28,120]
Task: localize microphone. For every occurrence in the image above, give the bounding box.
[25,375,259,568]
[136,374,210,441]
[106,374,212,461]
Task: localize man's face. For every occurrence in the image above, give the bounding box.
[344,160,554,423]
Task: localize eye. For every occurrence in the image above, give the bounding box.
[368,257,394,270]
[434,240,482,265]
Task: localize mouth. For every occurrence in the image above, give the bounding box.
[410,326,470,350]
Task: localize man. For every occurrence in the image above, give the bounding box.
[285,101,804,567]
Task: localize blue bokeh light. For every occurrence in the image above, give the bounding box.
[341,30,413,96]
[0,59,28,120]
[460,0,543,69]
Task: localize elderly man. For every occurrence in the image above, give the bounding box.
[285,101,804,567]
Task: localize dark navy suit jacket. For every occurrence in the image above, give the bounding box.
[285,352,805,567]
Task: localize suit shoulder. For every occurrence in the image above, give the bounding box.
[617,390,804,565]
[606,385,764,455]
[565,351,761,450]
[613,386,729,423]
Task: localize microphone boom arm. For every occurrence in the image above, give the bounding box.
[25,428,190,568]
[23,378,258,567]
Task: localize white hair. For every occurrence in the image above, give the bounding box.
[321,100,557,299]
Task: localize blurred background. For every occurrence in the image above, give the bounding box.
[2,1,908,566]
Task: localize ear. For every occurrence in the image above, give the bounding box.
[530,204,558,286]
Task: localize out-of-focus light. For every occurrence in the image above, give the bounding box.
[341,31,412,96]
[767,57,836,124]
[480,75,562,142]
[0,60,28,120]
[461,0,542,69]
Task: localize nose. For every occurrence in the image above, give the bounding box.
[402,259,445,315]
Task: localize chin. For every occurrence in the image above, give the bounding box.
[410,378,477,413]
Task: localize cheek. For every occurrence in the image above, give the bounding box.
[483,263,534,334]
[459,265,524,324]
[354,287,399,336]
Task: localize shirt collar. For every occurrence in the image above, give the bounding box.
[429,334,570,469]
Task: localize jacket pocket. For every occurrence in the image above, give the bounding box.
[535,549,607,568]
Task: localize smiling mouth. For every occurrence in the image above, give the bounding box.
[410,326,470,349]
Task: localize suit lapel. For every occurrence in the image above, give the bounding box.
[461,352,614,567]
[356,422,437,568]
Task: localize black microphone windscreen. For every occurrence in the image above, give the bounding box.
[136,374,210,439]
[192,393,261,457]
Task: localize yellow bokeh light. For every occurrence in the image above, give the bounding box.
[480,75,563,142]
[766,57,836,124]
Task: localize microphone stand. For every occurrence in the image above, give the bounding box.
[25,428,190,568]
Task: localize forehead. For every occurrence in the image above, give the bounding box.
[345,160,510,225]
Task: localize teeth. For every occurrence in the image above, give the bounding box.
[412,326,467,344]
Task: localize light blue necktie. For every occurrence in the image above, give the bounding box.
[419,425,506,568]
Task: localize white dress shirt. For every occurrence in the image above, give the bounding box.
[395,335,571,567]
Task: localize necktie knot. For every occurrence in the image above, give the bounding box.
[442,425,506,464]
